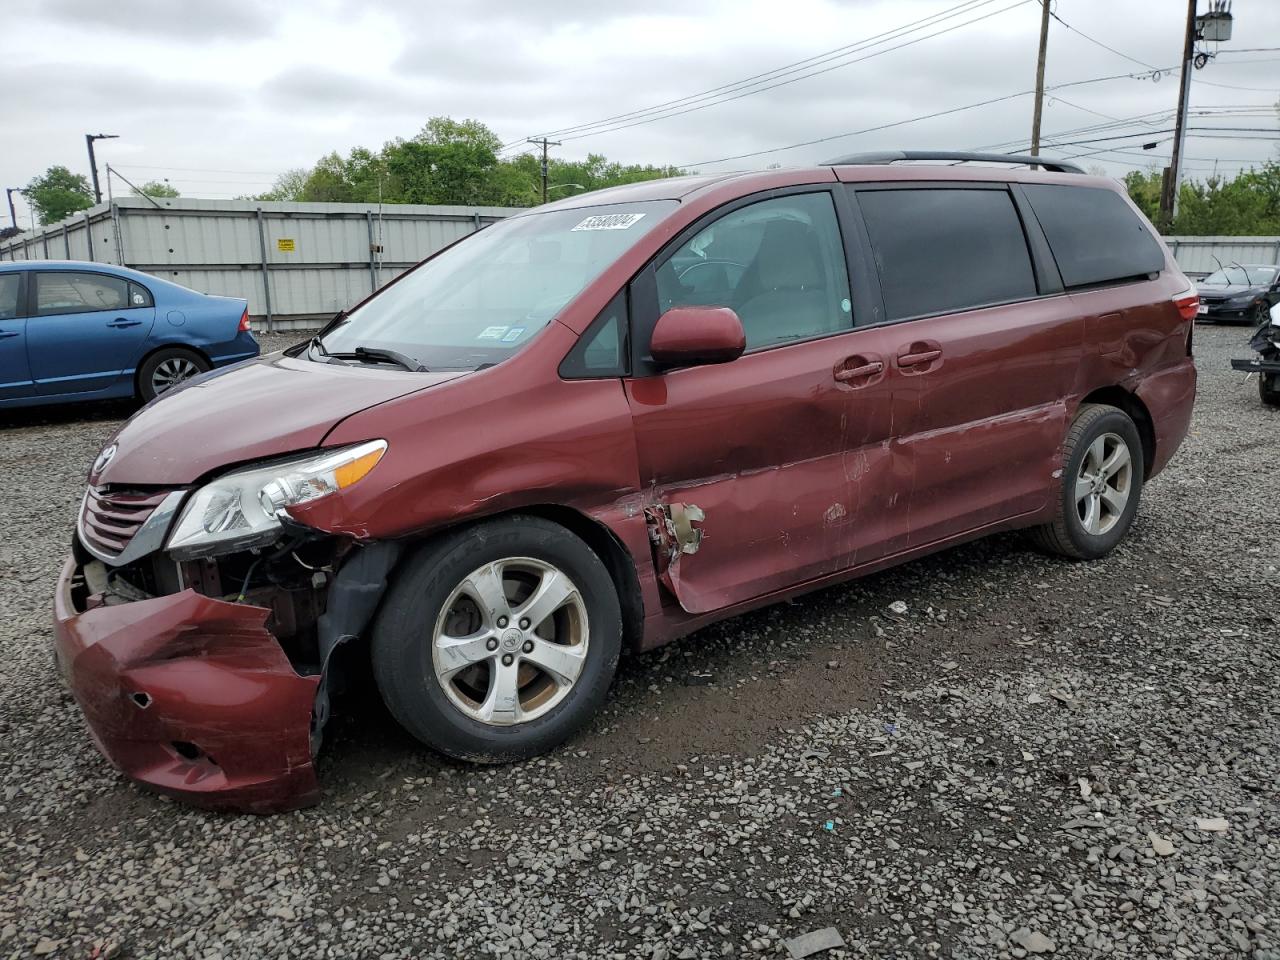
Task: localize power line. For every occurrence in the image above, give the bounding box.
[503,0,1033,152]
[503,0,1007,149]
[682,66,1172,168]
[1049,10,1157,70]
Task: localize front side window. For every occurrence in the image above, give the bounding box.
[0,274,19,320]
[655,192,853,351]
[857,187,1038,321]
[35,271,129,315]
[320,200,676,371]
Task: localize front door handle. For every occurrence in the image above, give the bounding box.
[897,348,942,367]
[834,356,884,386]
[0,331,18,340]
[107,318,142,328]
[835,360,883,382]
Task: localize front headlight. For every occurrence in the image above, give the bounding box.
[1229,293,1259,306]
[166,440,387,560]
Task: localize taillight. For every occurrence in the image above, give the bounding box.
[238,308,251,333]
[1172,287,1199,322]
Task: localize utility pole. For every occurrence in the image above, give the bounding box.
[5,188,17,230]
[1160,0,1198,226]
[85,133,119,204]
[1029,0,1051,156]
[527,137,562,204]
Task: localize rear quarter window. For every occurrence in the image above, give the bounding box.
[1022,184,1164,289]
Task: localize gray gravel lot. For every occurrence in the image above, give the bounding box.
[0,326,1276,959]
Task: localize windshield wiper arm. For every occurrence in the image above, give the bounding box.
[346,345,428,372]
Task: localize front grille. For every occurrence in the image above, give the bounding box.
[1199,295,1228,306]
[80,486,178,560]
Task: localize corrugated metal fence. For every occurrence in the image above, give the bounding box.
[3,199,1277,325]
[0,197,524,329]
[1163,236,1280,277]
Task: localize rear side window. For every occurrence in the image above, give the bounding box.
[1022,184,1164,289]
[34,271,129,315]
[0,273,19,320]
[128,281,154,308]
[857,188,1037,321]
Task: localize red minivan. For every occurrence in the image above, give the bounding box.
[53,152,1198,811]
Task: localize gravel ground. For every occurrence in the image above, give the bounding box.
[0,326,1276,960]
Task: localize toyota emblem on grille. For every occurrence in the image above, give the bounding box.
[92,443,118,475]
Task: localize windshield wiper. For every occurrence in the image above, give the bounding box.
[324,345,428,372]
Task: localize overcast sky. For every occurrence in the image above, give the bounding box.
[3,0,1277,226]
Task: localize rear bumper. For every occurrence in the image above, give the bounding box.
[52,558,321,813]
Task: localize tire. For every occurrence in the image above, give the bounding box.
[137,347,210,401]
[1027,403,1145,560]
[1261,372,1280,407]
[371,516,621,764]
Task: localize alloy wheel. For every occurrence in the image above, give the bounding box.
[1075,432,1133,536]
[431,557,589,726]
[150,357,202,395]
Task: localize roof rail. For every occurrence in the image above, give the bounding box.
[822,150,1086,175]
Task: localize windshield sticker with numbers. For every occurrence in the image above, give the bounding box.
[476,326,509,340]
[570,213,646,232]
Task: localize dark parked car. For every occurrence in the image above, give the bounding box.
[0,260,258,408]
[52,152,1197,812]
[1195,263,1280,324]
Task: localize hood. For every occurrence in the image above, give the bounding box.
[1196,282,1263,298]
[95,353,465,486]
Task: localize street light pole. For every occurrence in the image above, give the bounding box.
[5,188,17,230]
[85,133,119,204]
[1161,0,1198,226]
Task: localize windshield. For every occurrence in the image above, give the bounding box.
[318,200,677,370]
[1201,265,1277,286]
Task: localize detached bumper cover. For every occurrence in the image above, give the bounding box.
[1231,357,1280,375]
[52,558,320,813]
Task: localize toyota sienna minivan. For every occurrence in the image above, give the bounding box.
[53,152,1198,811]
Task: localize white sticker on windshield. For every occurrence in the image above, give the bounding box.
[501,326,526,342]
[477,325,509,340]
[571,213,646,232]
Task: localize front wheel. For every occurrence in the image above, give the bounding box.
[371,516,621,763]
[1028,403,1145,560]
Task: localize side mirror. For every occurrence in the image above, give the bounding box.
[650,306,746,369]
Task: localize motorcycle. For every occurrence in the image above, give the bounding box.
[1231,300,1280,407]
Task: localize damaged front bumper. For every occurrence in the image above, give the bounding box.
[52,558,322,813]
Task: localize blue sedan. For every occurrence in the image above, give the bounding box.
[0,260,259,408]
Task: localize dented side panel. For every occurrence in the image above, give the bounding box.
[625,327,904,615]
[893,295,1083,546]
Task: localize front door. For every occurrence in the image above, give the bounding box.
[0,271,33,402]
[624,190,908,615]
[851,184,1082,547]
[28,270,155,397]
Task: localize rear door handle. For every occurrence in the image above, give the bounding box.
[107,318,142,328]
[0,331,18,340]
[897,348,942,367]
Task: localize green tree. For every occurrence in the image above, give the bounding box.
[132,180,180,199]
[1123,163,1280,235]
[257,168,310,201]
[23,165,93,225]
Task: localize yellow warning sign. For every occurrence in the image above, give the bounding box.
[276,238,296,253]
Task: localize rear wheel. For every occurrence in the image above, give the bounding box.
[137,347,209,401]
[1028,403,1144,560]
[371,516,621,763]
[1261,371,1280,407]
